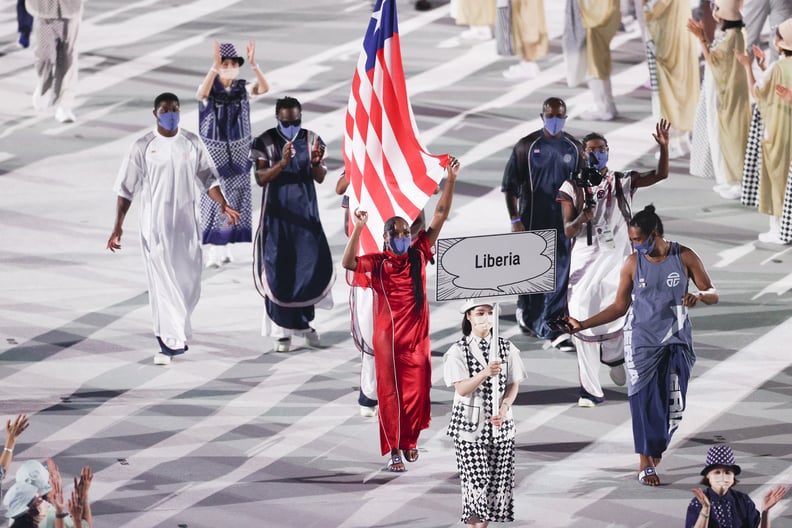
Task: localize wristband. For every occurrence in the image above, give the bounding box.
[510,218,521,225]
[56,513,68,519]
[251,64,260,70]
[699,512,709,518]
[3,447,12,453]
[210,67,220,74]
[502,401,511,410]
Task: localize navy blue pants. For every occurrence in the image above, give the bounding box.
[517,233,570,340]
[17,0,33,36]
[629,344,692,458]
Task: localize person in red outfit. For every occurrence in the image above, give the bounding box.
[342,157,460,472]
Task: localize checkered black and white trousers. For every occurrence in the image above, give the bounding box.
[454,438,516,523]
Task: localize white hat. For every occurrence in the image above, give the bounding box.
[459,299,496,313]
[16,460,52,495]
[3,482,38,519]
[778,18,792,51]
[713,0,741,21]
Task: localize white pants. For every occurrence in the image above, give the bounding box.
[575,334,624,398]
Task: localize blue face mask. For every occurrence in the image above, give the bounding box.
[593,151,609,170]
[157,111,180,131]
[278,120,302,139]
[543,116,566,136]
[390,237,411,255]
[632,235,656,256]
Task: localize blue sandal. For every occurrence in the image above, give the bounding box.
[638,466,658,486]
[386,455,406,473]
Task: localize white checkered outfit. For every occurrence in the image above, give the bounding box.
[690,72,715,181]
[645,39,660,119]
[449,337,516,523]
[741,103,763,208]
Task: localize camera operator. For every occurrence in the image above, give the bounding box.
[558,119,670,407]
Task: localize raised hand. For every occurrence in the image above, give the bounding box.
[353,208,369,228]
[762,486,787,512]
[686,18,705,42]
[6,414,29,440]
[77,466,93,500]
[776,84,792,104]
[734,48,752,68]
[446,156,460,181]
[653,118,670,146]
[247,39,257,67]
[753,44,767,70]
[213,40,222,70]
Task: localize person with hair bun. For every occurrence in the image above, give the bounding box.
[566,205,719,486]
[342,157,460,472]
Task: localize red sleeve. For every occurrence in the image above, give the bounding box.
[413,230,434,262]
[347,252,383,288]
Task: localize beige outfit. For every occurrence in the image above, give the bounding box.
[455,0,495,26]
[511,0,549,62]
[708,28,751,185]
[645,0,700,131]
[579,0,620,79]
[754,57,792,216]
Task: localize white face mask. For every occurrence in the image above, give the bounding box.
[219,66,240,80]
[707,468,735,495]
[468,307,494,336]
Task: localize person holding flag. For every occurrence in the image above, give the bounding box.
[341,0,456,470]
[341,156,460,472]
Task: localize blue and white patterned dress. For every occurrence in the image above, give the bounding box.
[198,77,253,245]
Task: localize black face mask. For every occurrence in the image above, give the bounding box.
[279,118,301,127]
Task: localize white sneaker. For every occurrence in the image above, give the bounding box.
[757,231,789,245]
[577,397,597,408]
[459,26,492,41]
[55,106,76,123]
[502,62,540,80]
[359,405,377,417]
[153,353,171,366]
[304,329,320,347]
[580,109,616,122]
[712,183,730,193]
[274,338,291,352]
[221,246,234,265]
[717,184,742,201]
[609,365,627,386]
[205,246,221,269]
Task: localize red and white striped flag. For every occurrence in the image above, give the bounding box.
[343,0,449,255]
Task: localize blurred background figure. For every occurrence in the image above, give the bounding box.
[497,0,548,80]
[196,41,269,268]
[744,0,792,63]
[16,0,33,48]
[688,0,751,201]
[26,0,85,123]
[452,0,495,41]
[644,0,700,158]
[564,0,621,121]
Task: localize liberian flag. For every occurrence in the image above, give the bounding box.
[343,0,449,255]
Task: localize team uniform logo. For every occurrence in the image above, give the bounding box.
[666,272,680,287]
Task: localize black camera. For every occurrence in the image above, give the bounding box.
[572,153,604,192]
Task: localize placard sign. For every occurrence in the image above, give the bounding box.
[435,230,557,301]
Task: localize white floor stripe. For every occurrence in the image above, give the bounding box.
[714,242,756,268]
[751,271,792,300]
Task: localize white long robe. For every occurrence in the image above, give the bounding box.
[114,128,219,348]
